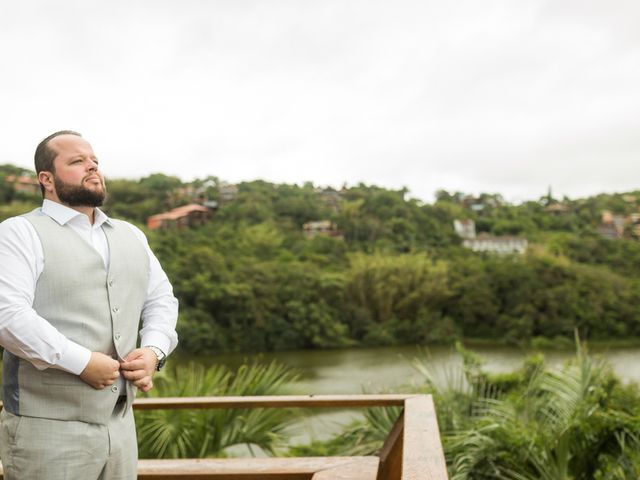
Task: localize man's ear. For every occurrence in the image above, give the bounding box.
[38,171,54,193]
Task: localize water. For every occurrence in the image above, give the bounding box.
[175,344,640,447]
[180,344,640,393]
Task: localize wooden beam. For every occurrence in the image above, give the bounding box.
[0,394,450,480]
[401,396,448,479]
[311,457,379,479]
[376,410,404,480]
[0,457,381,480]
[136,457,378,480]
[0,395,420,412]
[132,394,414,410]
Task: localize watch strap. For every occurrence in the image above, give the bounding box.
[146,346,167,371]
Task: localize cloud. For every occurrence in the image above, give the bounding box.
[0,0,638,203]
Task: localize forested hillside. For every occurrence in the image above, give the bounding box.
[3,164,640,354]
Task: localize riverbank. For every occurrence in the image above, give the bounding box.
[174,342,640,395]
[463,335,640,349]
[174,341,640,455]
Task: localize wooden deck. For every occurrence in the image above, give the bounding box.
[0,394,449,479]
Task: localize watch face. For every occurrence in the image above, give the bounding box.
[148,346,166,370]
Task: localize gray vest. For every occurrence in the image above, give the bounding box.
[2,209,149,425]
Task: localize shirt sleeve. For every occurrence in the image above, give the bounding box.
[0,217,92,374]
[123,223,179,356]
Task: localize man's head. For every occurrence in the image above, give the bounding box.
[34,131,106,207]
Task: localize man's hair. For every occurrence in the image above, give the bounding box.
[34,130,82,195]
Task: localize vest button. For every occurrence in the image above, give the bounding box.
[108,280,114,287]
[114,332,121,341]
[112,306,119,313]
[111,385,119,393]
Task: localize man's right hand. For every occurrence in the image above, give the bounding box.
[79,352,120,389]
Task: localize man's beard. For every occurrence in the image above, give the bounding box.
[54,175,106,207]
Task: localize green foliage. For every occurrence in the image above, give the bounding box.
[103,173,183,223]
[291,343,640,479]
[288,405,402,458]
[136,361,300,458]
[0,200,39,221]
[442,344,640,480]
[344,252,453,344]
[3,163,640,353]
[3,162,640,475]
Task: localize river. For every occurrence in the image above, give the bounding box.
[177,344,640,447]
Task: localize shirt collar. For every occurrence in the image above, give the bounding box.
[42,199,113,228]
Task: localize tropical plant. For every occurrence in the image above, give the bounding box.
[135,361,300,458]
[290,342,640,479]
[443,342,640,479]
[287,400,402,458]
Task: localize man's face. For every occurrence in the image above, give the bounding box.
[48,135,107,207]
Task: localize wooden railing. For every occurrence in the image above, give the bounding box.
[134,394,448,480]
[0,394,449,479]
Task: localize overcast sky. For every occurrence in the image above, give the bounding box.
[1,1,638,203]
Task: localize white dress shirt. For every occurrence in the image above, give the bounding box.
[0,199,178,375]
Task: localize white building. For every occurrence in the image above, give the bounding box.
[462,235,528,255]
[453,219,476,239]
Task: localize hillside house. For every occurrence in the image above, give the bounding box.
[453,219,476,239]
[219,182,238,203]
[6,175,40,195]
[147,204,213,230]
[462,234,528,255]
[315,187,343,212]
[453,219,527,254]
[599,210,627,239]
[544,203,569,215]
[303,220,343,240]
[598,224,623,240]
[171,179,218,205]
[598,210,640,240]
[462,196,485,212]
[462,194,503,212]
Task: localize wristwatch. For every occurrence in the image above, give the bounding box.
[146,346,167,371]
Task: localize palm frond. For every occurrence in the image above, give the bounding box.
[136,361,300,458]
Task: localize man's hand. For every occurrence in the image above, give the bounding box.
[120,348,158,393]
[79,352,121,389]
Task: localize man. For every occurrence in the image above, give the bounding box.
[0,131,179,479]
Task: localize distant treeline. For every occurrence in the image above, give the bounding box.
[2,164,640,354]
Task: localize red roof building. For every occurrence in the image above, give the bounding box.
[6,175,40,195]
[147,204,213,230]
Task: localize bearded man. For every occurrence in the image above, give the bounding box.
[0,130,179,479]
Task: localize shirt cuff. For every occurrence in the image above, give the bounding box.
[56,340,92,375]
[141,332,171,357]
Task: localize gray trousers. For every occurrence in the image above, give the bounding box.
[0,400,137,480]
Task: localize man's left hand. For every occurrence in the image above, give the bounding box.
[120,348,158,392]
